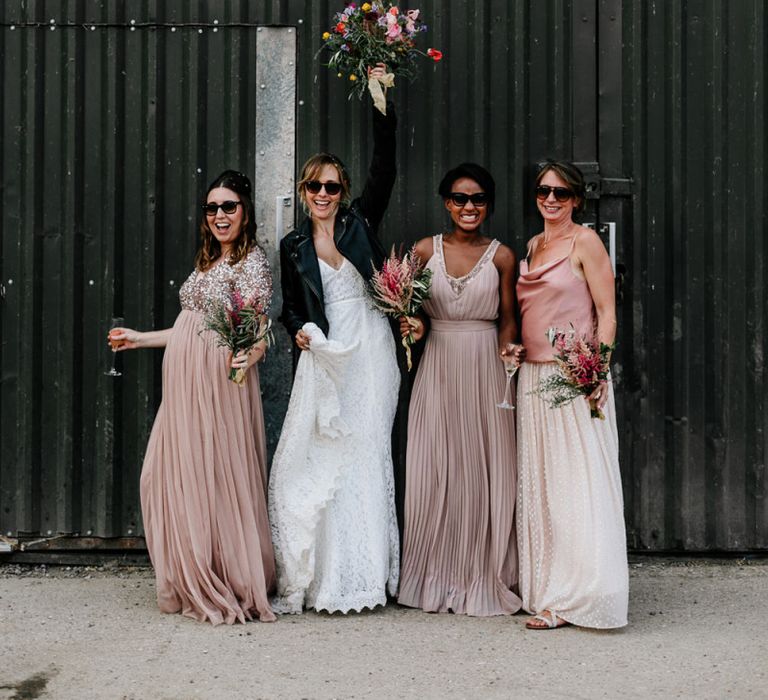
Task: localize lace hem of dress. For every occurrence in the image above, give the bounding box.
[436,234,501,295]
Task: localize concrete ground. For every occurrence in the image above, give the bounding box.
[0,558,766,700]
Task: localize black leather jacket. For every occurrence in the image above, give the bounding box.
[279,103,397,350]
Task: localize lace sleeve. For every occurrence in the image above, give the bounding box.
[235,245,273,311]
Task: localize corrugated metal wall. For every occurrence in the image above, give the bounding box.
[1,0,765,550]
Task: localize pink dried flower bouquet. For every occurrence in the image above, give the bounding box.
[369,245,432,370]
[534,325,615,419]
[201,289,273,385]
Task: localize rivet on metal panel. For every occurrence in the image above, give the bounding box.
[289,61,294,66]
[260,84,266,89]
[171,27,176,32]
[50,25,56,31]
[130,19,136,25]
[196,167,202,173]
[259,150,265,155]
[299,100,305,106]
[258,27,263,32]
[90,26,96,31]
[10,25,16,30]
[5,532,11,537]
[213,19,219,25]
[86,530,92,535]
[130,26,136,32]
[7,279,13,285]
[169,280,175,287]
[47,530,52,536]
[288,28,293,33]
[213,28,218,33]
[198,28,203,34]
[128,529,134,535]
[89,280,94,286]
[50,19,56,24]
[298,19,304,24]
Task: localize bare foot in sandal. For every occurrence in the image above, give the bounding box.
[525,610,571,630]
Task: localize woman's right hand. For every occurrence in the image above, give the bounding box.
[108,327,142,351]
[295,329,311,351]
[399,316,425,342]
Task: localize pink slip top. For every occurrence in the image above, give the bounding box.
[516,235,597,362]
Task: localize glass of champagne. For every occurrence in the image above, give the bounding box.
[497,344,520,410]
[105,316,125,377]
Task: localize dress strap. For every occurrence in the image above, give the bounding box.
[568,231,580,255]
[434,233,444,265]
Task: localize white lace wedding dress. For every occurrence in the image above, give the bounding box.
[269,258,400,614]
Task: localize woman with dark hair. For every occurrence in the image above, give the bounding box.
[516,160,628,630]
[397,163,523,616]
[110,170,276,625]
[269,64,400,614]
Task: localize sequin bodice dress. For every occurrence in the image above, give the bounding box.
[140,246,277,625]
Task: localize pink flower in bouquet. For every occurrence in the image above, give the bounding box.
[385,13,402,42]
[405,9,420,33]
[369,245,433,370]
[202,289,274,386]
[533,325,614,419]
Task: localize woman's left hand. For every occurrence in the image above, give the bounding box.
[587,380,609,409]
[228,343,266,372]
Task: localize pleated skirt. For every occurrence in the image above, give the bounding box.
[516,361,628,628]
[140,310,276,625]
[398,319,521,616]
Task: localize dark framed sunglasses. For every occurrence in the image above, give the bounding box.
[535,185,574,202]
[304,180,343,196]
[449,192,489,207]
[202,200,242,216]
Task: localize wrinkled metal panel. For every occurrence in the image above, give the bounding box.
[1,1,766,551]
[0,1,295,538]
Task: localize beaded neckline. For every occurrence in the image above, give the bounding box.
[436,234,500,295]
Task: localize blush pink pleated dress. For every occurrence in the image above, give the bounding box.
[398,235,522,616]
[139,247,276,625]
[516,234,628,628]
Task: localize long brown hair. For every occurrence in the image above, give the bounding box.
[194,170,257,271]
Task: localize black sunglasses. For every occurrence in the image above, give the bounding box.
[304,180,343,196]
[449,192,489,207]
[202,200,242,216]
[535,185,574,202]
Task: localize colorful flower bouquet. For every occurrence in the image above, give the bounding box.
[369,246,433,370]
[201,290,273,386]
[534,326,615,419]
[320,3,442,109]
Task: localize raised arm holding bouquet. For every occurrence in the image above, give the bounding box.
[271,63,401,615]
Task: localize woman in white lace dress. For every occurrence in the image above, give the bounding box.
[269,66,400,614]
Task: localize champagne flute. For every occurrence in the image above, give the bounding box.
[105,316,125,377]
[497,345,520,410]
